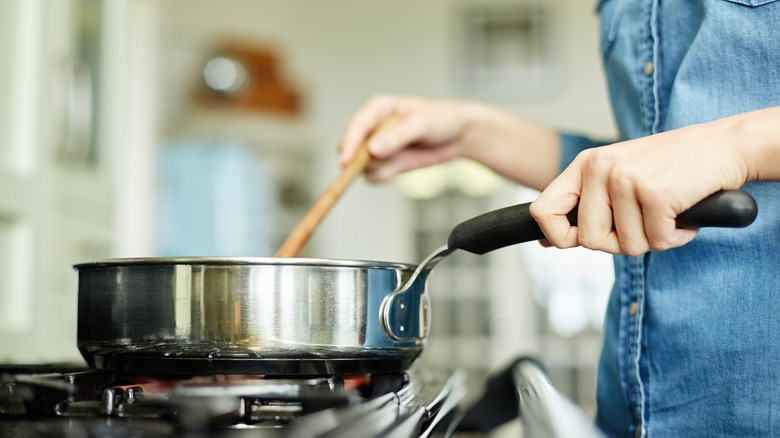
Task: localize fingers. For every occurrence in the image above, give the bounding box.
[364,144,461,182]
[577,151,621,254]
[339,95,416,166]
[367,115,431,159]
[529,160,583,249]
[609,166,699,254]
[639,193,699,251]
[340,95,468,182]
[608,186,646,255]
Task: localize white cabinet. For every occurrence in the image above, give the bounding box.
[0,0,157,363]
[0,1,43,342]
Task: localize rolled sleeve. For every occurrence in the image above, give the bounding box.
[557,132,608,174]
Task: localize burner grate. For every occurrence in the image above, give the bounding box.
[1,366,464,438]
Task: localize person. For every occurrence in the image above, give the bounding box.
[339,1,780,437]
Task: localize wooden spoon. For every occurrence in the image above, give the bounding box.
[275,118,397,257]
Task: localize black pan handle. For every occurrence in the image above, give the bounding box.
[448,189,758,255]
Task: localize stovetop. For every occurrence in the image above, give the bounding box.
[0,364,466,438]
[1,357,611,438]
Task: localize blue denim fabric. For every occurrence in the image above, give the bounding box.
[559,1,780,436]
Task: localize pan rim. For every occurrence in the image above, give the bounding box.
[73,256,417,271]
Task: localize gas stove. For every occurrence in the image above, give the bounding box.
[0,358,605,437]
[0,364,466,438]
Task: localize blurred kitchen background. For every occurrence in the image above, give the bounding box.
[0,0,616,434]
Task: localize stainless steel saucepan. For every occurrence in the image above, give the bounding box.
[75,190,757,375]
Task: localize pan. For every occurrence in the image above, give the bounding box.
[75,190,757,375]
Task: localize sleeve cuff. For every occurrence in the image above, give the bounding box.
[557,132,608,174]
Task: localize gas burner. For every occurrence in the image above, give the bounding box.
[0,365,464,438]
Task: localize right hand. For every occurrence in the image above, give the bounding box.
[339,95,478,182]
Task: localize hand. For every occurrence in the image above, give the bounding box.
[339,95,476,182]
[340,94,561,189]
[529,117,754,256]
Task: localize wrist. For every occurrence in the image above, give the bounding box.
[451,101,560,190]
[455,101,497,160]
[725,107,780,183]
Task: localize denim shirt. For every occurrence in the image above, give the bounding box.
[559,1,780,436]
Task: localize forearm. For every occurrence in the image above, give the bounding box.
[458,103,561,192]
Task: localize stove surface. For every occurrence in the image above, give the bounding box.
[0,364,466,438]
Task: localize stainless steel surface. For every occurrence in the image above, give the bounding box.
[515,360,605,438]
[75,257,430,374]
[381,244,454,341]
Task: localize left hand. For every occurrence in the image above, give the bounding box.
[528,117,754,256]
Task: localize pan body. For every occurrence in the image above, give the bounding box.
[75,257,426,375]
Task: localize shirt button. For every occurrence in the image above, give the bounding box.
[629,301,639,316]
[644,61,654,76]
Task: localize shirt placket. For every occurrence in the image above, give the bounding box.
[640,0,661,135]
[626,1,659,437]
[623,255,648,438]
